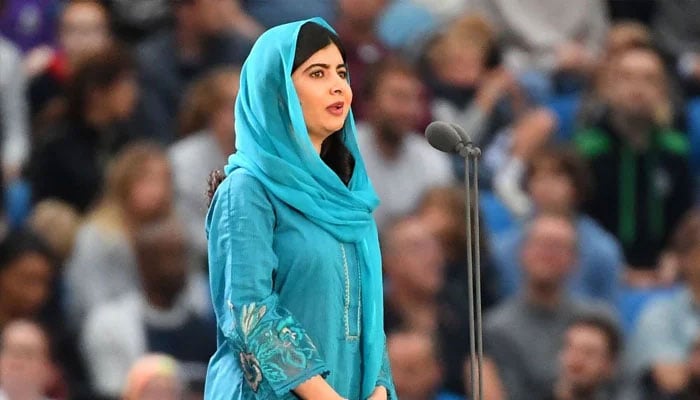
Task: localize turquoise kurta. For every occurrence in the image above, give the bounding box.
[203,17,396,400]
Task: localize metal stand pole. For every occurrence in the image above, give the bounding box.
[461,145,483,400]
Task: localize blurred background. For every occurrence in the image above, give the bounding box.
[1,0,700,399]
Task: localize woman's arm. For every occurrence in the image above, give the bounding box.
[207,171,340,397]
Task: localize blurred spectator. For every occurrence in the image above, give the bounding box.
[240,0,337,31]
[575,45,692,278]
[334,0,388,119]
[492,146,623,304]
[387,330,462,400]
[416,186,501,310]
[421,14,556,181]
[81,216,213,398]
[169,66,239,262]
[651,0,700,98]
[133,0,250,144]
[0,0,60,53]
[27,199,80,265]
[122,354,184,400]
[0,229,54,330]
[626,209,700,397]
[546,314,621,400]
[0,30,29,182]
[474,0,608,101]
[26,0,112,123]
[410,0,475,23]
[103,0,171,44]
[676,336,700,400]
[606,0,655,25]
[28,44,138,213]
[485,212,614,400]
[0,320,55,400]
[64,142,172,327]
[356,56,452,228]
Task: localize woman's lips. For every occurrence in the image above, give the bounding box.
[326,102,345,116]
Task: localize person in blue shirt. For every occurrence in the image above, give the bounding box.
[204,18,396,400]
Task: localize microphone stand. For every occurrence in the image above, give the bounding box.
[456,142,484,400]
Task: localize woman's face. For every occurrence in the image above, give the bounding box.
[291,44,352,151]
[127,157,172,222]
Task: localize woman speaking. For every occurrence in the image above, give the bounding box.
[204,18,396,400]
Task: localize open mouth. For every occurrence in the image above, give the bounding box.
[326,102,345,116]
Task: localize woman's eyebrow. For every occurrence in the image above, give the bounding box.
[303,63,330,72]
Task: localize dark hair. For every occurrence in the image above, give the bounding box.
[524,146,593,206]
[362,55,418,100]
[65,44,134,123]
[569,313,622,360]
[293,22,355,186]
[0,229,55,273]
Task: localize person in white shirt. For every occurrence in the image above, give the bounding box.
[356,56,453,228]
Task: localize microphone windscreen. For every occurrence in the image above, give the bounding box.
[425,121,463,153]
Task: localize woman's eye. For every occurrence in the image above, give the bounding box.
[310,70,324,78]
[338,70,347,79]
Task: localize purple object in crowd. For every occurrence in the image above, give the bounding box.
[0,0,60,52]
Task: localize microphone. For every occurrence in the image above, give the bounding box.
[425,121,466,154]
[450,122,472,145]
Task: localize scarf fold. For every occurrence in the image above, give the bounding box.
[224,17,384,398]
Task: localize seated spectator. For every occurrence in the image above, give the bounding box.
[0,320,55,400]
[0,0,60,53]
[356,56,452,228]
[133,0,250,144]
[485,213,614,400]
[81,216,214,398]
[492,147,623,303]
[26,0,112,124]
[546,314,622,400]
[0,229,54,330]
[0,29,29,182]
[474,0,608,101]
[575,45,692,280]
[64,142,173,327]
[421,14,556,181]
[169,66,239,262]
[626,209,700,396]
[334,0,389,119]
[28,44,139,213]
[122,354,184,400]
[387,330,463,400]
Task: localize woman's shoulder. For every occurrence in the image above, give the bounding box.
[217,169,269,199]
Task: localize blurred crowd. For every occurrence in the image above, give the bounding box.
[1,0,700,399]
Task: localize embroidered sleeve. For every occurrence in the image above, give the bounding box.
[375,338,397,399]
[230,301,328,396]
[207,172,329,397]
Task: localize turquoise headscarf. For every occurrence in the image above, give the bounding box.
[224,18,384,397]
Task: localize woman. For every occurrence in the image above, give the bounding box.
[64,142,173,326]
[205,18,395,399]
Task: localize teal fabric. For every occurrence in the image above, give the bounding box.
[204,18,394,400]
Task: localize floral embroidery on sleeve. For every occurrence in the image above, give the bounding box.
[234,302,327,393]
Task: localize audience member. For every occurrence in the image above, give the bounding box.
[122,354,184,400]
[104,0,171,44]
[0,30,28,182]
[474,0,608,100]
[626,209,700,396]
[545,314,622,400]
[0,320,55,400]
[651,0,700,98]
[356,57,452,228]
[169,66,239,262]
[485,213,614,400]
[0,0,60,52]
[0,229,54,330]
[134,0,250,144]
[492,147,623,303]
[676,336,700,400]
[64,142,173,327]
[81,216,214,398]
[387,330,462,400]
[575,45,692,279]
[29,44,138,213]
[334,0,388,118]
[27,0,113,123]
